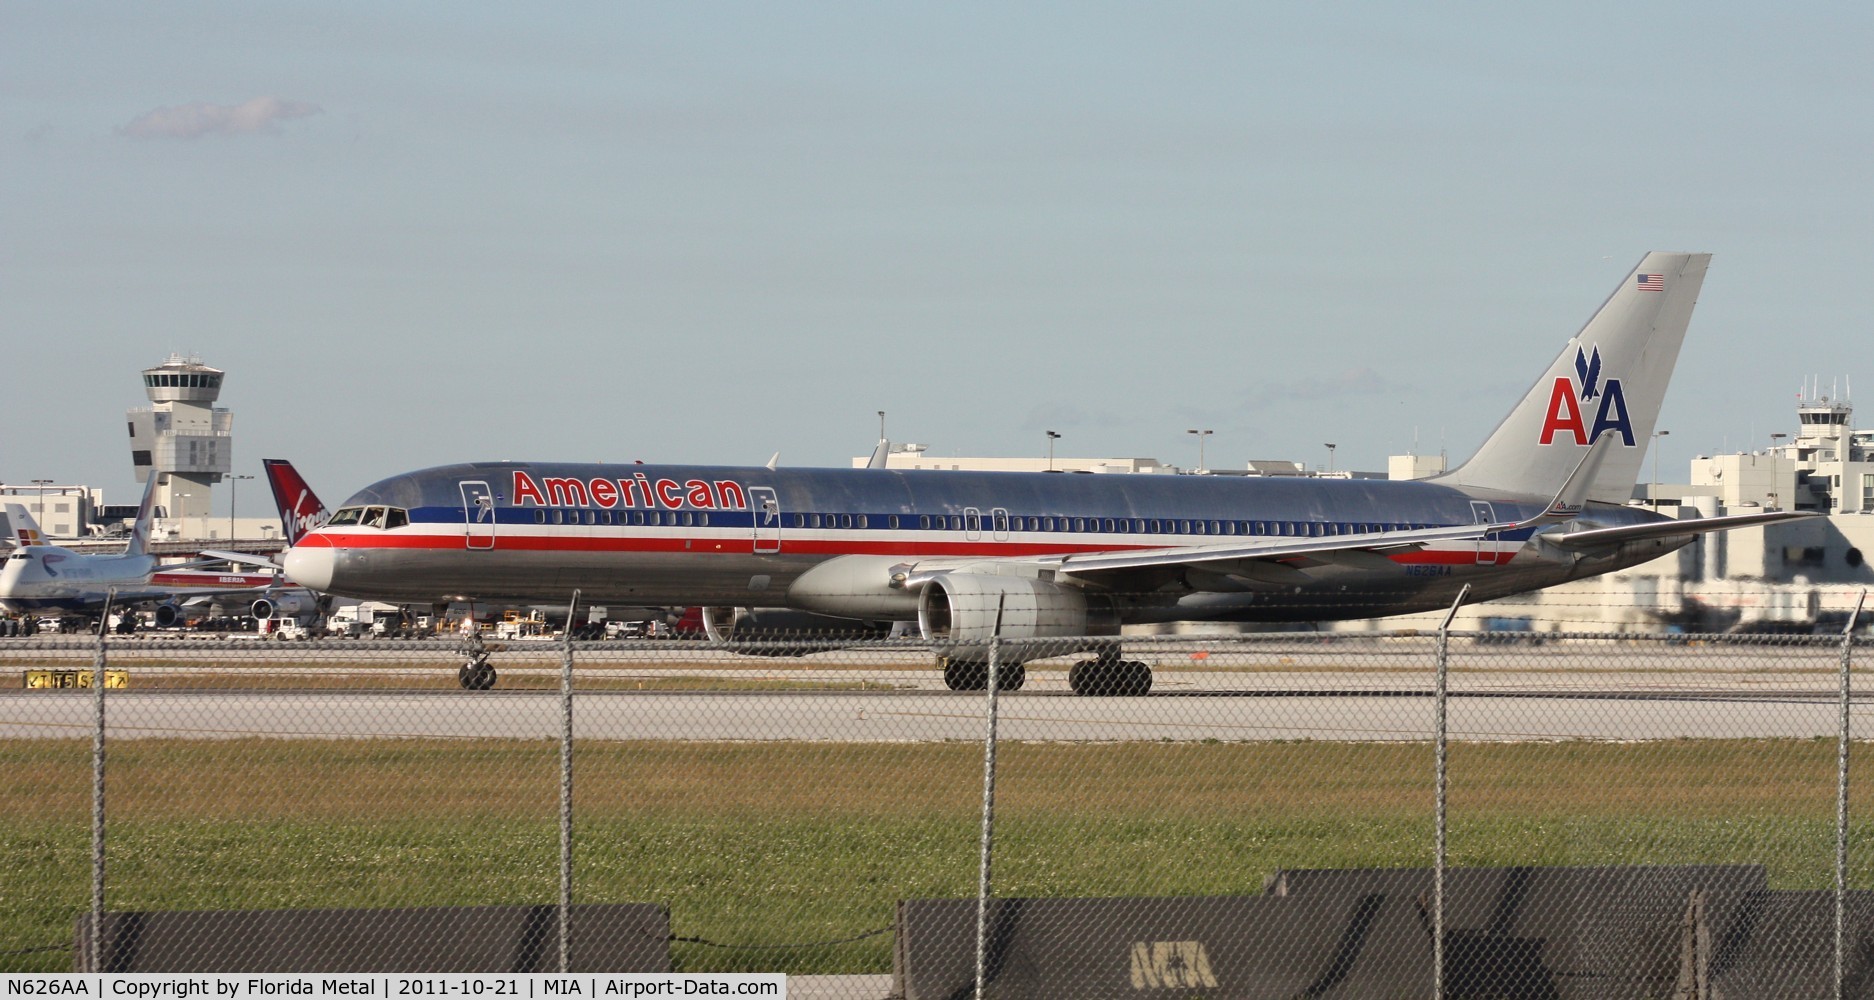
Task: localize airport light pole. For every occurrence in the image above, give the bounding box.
[30,483,52,535]
[228,474,253,542]
[32,479,52,534]
[1324,444,1336,475]
[1046,431,1061,472]
[1186,429,1212,474]
[1650,430,1669,509]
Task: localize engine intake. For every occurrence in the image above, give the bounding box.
[252,593,314,621]
[917,573,1115,662]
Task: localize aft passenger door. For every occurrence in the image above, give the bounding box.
[1469,500,1496,565]
[461,481,496,551]
[750,487,781,554]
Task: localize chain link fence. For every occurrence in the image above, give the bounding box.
[2,613,1872,997]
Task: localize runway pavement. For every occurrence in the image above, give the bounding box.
[3,633,1861,741]
[3,669,1864,741]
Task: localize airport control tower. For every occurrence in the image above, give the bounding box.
[127,354,231,520]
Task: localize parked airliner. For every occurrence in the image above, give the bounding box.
[286,253,1810,693]
[0,480,283,628]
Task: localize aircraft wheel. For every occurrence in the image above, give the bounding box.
[942,659,987,691]
[459,660,497,690]
[1068,659,1151,696]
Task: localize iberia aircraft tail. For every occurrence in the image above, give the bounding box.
[1435,251,1710,503]
[3,504,45,548]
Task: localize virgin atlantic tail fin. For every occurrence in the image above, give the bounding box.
[263,459,330,546]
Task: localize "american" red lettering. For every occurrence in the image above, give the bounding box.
[510,470,751,510]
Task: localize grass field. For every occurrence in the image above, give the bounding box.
[3,738,1868,973]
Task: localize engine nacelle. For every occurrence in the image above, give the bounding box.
[917,573,1116,662]
[152,603,182,628]
[699,606,892,654]
[252,592,314,621]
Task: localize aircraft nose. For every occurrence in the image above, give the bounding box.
[282,543,334,592]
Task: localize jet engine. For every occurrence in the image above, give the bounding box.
[152,603,183,628]
[252,592,315,621]
[916,573,1116,663]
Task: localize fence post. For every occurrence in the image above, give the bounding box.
[560,589,580,973]
[1434,584,1468,1000]
[975,634,1004,1000]
[91,588,115,974]
[1837,589,1866,1000]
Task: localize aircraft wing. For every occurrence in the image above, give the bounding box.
[1541,509,1820,550]
[896,520,1507,594]
[1044,522,1500,586]
[1021,438,1620,586]
[197,549,286,571]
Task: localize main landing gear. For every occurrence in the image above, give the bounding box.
[938,647,1153,696]
[1067,647,1153,696]
[940,658,1027,692]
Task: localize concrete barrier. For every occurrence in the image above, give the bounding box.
[1265,865,1767,1000]
[895,895,1432,999]
[74,903,670,973]
[1692,889,1874,998]
[896,865,1774,999]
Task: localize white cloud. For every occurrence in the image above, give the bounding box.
[120,97,322,139]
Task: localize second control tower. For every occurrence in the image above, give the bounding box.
[127,354,232,520]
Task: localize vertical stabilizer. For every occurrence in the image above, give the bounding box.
[263,459,330,546]
[1434,252,1709,502]
[126,478,158,557]
[3,505,42,547]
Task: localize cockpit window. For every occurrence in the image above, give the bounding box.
[327,507,365,527]
[358,506,409,529]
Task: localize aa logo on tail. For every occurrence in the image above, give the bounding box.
[1540,345,1633,446]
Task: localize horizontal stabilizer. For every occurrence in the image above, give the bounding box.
[1542,509,1819,550]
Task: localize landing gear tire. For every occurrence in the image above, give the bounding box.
[943,659,986,691]
[1068,659,1152,696]
[459,659,497,690]
[941,660,1026,692]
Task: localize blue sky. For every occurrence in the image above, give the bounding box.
[5,3,1871,510]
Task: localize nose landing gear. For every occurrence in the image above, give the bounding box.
[457,631,497,690]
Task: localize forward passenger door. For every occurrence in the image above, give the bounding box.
[461,481,496,551]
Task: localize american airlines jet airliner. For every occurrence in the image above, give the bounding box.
[285,253,1808,693]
